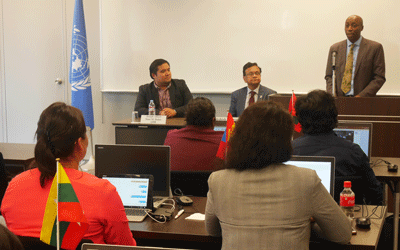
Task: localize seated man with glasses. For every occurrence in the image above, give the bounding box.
[229,62,277,117]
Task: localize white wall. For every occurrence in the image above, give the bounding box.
[100,0,400,95]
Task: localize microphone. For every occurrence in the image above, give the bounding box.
[332,51,337,97]
[332,51,336,69]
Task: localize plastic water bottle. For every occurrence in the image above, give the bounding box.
[148,100,156,116]
[340,181,355,218]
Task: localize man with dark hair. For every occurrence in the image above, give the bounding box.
[292,90,382,205]
[229,62,276,117]
[325,15,385,97]
[164,97,223,171]
[134,59,193,118]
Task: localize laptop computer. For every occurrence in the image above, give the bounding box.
[95,144,172,209]
[333,121,372,160]
[102,174,154,222]
[81,243,191,250]
[284,156,335,197]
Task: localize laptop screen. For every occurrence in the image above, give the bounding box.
[333,121,372,159]
[214,126,226,132]
[102,175,153,209]
[96,144,170,197]
[284,156,335,196]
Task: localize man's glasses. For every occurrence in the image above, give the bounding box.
[246,72,261,76]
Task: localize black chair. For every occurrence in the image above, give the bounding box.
[18,236,93,250]
[0,152,7,212]
[170,171,213,197]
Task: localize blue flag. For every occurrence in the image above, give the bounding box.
[69,0,94,130]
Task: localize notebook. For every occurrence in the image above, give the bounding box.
[95,144,172,209]
[285,156,335,197]
[102,174,154,222]
[333,121,372,159]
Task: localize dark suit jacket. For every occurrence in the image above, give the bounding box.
[134,79,193,117]
[229,85,277,117]
[325,38,385,97]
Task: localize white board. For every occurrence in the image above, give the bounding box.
[100,0,400,94]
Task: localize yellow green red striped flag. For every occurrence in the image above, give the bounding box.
[40,162,88,249]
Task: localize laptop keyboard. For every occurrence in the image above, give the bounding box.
[125,209,147,216]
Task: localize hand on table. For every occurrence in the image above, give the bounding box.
[160,108,177,118]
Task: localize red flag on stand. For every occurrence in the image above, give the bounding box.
[216,113,235,160]
[289,92,302,133]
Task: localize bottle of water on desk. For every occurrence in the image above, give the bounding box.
[148,100,155,116]
[340,181,355,218]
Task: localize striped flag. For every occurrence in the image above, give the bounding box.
[40,162,88,249]
[216,113,235,160]
[69,0,94,130]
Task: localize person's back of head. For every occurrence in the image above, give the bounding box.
[295,90,338,135]
[226,101,293,171]
[185,97,215,128]
[34,102,87,187]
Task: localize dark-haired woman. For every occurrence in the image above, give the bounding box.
[1,102,136,246]
[205,101,352,250]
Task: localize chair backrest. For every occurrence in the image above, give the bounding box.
[170,171,213,197]
[17,236,93,250]
[0,152,7,210]
[82,243,190,250]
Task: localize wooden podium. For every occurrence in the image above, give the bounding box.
[270,94,400,158]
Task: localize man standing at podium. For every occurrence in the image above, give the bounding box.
[325,15,385,97]
[229,62,276,117]
[135,59,193,118]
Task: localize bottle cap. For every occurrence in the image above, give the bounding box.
[344,181,352,188]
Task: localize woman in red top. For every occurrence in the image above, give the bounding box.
[1,102,136,246]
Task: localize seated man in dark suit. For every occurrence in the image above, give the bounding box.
[134,59,193,118]
[292,90,382,204]
[229,62,277,117]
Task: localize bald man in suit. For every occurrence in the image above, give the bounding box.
[325,15,385,97]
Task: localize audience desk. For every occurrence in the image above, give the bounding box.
[372,157,400,250]
[129,197,386,250]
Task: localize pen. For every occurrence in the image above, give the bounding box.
[175,209,184,219]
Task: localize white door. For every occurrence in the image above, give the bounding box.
[2,0,67,143]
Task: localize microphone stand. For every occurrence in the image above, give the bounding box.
[332,52,336,97]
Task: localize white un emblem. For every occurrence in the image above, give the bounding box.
[70,25,91,92]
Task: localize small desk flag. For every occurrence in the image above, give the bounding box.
[216,113,235,160]
[69,0,94,130]
[40,162,88,249]
[289,92,302,133]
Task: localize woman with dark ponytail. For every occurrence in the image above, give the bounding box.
[1,102,136,246]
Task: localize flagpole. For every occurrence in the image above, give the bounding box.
[87,126,94,157]
[56,158,60,250]
[291,90,294,115]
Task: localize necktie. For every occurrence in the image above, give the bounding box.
[249,91,256,106]
[341,44,355,94]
